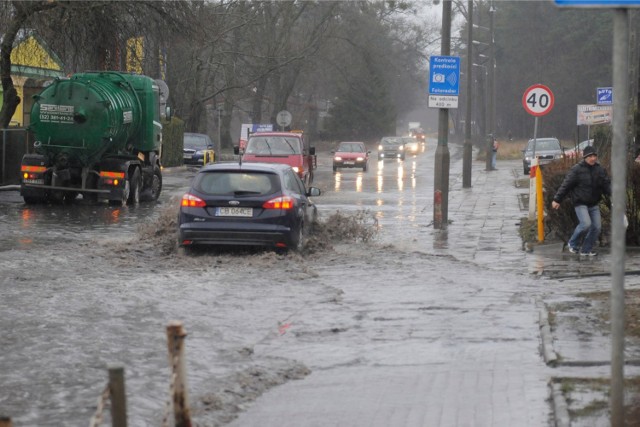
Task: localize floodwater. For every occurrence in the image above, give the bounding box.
[0,143,555,426]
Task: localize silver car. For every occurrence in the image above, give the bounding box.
[522,137,564,175]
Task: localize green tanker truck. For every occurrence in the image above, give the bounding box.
[20,71,169,205]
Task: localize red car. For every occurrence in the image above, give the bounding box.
[236,131,317,185]
[332,141,370,172]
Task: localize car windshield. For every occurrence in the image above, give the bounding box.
[245,136,302,155]
[337,143,365,152]
[382,138,402,146]
[194,171,279,196]
[527,139,560,151]
[184,135,209,150]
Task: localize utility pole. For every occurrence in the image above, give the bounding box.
[463,0,473,188]
[433,0,452,229]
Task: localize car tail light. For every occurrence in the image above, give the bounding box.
[181,193,206,208]
[263,196,294,210]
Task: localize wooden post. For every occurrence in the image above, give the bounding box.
[166,321,192,427]
[0,416,13,427]
[108,366,127,427]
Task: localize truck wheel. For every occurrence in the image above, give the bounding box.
[141,164,162,201]
[128,168,141,205]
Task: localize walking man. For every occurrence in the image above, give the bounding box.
[551,146,611,256]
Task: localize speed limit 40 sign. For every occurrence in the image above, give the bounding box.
[522,84,555,116]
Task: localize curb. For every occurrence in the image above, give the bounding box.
[537,298,558,366]
[550,381,571,427]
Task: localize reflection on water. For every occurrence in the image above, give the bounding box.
[333,171,364,193]
[1,201,161,251]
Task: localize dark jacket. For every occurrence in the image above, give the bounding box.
[553,160,611,207]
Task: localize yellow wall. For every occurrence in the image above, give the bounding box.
[11,36,62,71]
[2,35,63,126]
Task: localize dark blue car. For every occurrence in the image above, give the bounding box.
[183,133,215,165]
[178,162,321,252]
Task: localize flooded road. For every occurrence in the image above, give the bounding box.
[0,142,553,426]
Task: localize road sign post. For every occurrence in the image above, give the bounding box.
[522,84,554,226]
[428,55,460,109]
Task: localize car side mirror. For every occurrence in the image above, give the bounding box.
[233,146,240,155]
[331,150,335,154]
[307,187,321,197]
[367,150,371,154]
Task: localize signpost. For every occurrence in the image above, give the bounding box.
[276,110,292,130]
[428,55,460,109]
[522,84,554,229]
[522,84,555,116]
[597,87,613,104]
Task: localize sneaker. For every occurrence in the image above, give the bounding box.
[580,251,597,257]
[567,245,579,254]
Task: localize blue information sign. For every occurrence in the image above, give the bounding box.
[597,87,613,105]
[429,56,460,96]
[555,0,640,6]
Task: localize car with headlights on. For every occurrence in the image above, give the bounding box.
[183,132,215,165]
[178,162,321,252]
[401,136,421,155]
[522,137,564,175]
[378,136,405,160]
[332,141,370,172]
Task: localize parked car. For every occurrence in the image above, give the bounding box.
[236,131,316,185]
[401,136,421,155]
[178,162,321,252]
[565,139,594,159]
[183,132,215,165]
[378,136,405,160]
[522,137,564,175]
[332,141,370,172]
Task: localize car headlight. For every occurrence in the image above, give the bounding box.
[399,146,404,151]
[334,156,342,161]
[292,166,300,173]
[356,156,364,161]
[555,154,564,159]
[378,145,383,150]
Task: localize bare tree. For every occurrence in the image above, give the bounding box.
[0,0,56,128]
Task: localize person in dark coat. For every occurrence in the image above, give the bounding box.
[551,146,611,256]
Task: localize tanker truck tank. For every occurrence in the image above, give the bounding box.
[21,71,168,205]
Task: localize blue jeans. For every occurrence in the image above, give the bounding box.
[568,204,601,253]
[491,151,497,169]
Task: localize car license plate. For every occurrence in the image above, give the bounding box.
[344,161,354,165]
[183,154,193,159]
[23,179,44,185]
[216,207,253,217]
